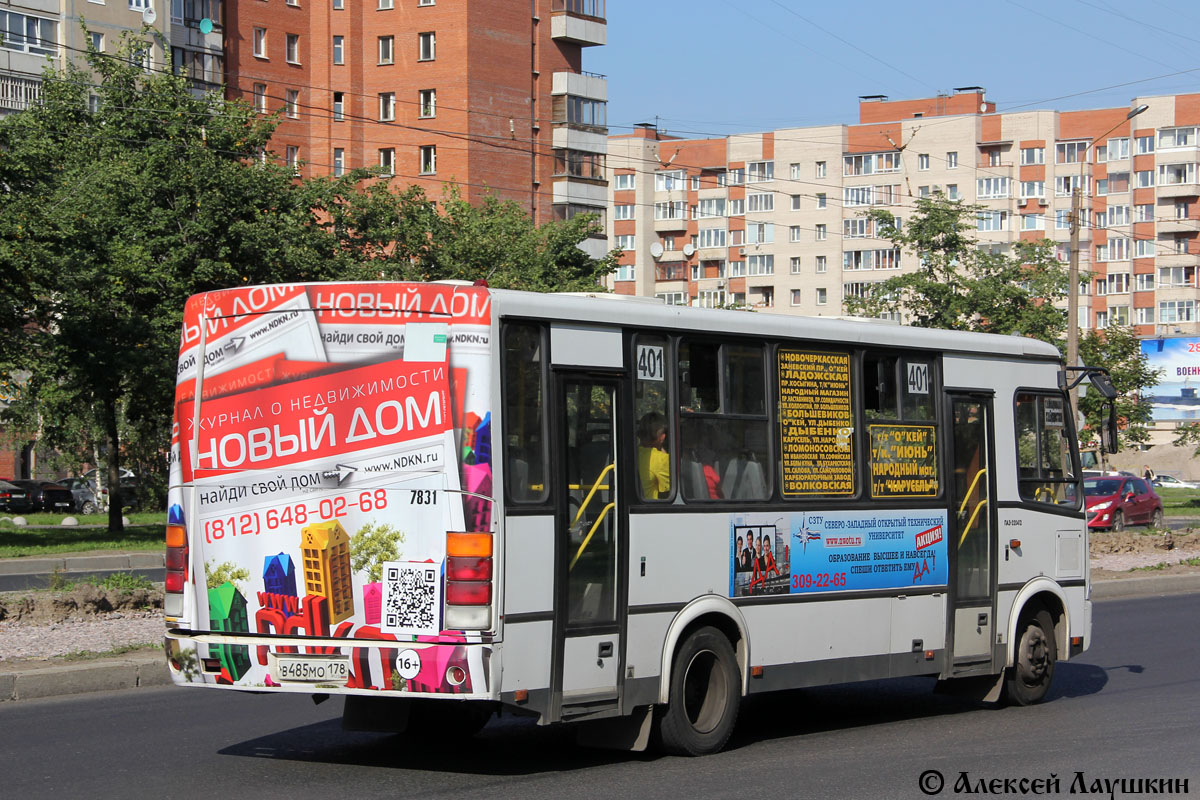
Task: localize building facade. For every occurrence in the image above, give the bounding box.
[225,0,608,249]
[607,89,1200,344]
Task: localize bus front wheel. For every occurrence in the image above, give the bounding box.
[656,626,740,756]
[1004,610,1057,706]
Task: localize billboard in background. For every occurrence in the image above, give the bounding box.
[1141,336,1200,423]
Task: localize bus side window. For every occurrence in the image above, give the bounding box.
[862,352,898,419]
[503,323,548,504]
[635,334,672,502]
[1015,392,1077,506]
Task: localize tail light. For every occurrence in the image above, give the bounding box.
[444,531,492,631]
[165,521,188,617]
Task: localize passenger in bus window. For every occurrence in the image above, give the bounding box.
[637,412,671,499]
[699,446,723,499]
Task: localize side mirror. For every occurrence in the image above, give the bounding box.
[1102,403,1119,454]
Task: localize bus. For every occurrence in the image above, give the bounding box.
[164,281,1111,756]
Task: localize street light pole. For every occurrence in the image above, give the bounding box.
[1066,103,1150,414]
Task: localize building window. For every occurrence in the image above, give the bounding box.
[789,163,802,179]
[1136,170,1155,188]
[129,0,148,9]
[697,228,727,249]
[789,225,803,243]
[1020,214,1045,231]
[816,192,826,208]
[90,31,103,52]
[790,195,801,211]
[977,211,1009,232]
[728,198,744,216]
[1020,147,1044,166]
[418,0,435,5]
[946,151,957,169]
[253,27,267,58]
[1135,307,1154,325]
[815,161,826,178]
[1159,127,1197,149]
[977,177,1010,199]
[285,89,298,118]
[790,257,803,274]
[379,0,393,7]
[747,255,774,275]
[420,145,436,174]
[333,0,343,7]
[253,83,267,113]
[1056,141,1088,163]
[418,31,435,61]
[419,88,436,118]
[1160,300,1197,323]
[332,35,344,64]
[1136,135,1154,154]
[285,146,299,171]
[816,287,827,305]
[1054,175,1088,197]
[285,33,299,63]
[790,289,803,306]
[816,255,827,273]
[378,35,394,64]
[379,92,395,121]
[816,224,826,241]
[333,148,345,176]
[615,234,635,250]
[379,148,394,176]
[947,184,959,200]
[613,204,635,220]
[918,153,930,171]
[614,173,635,191]
[615,264,635,281]
[746,192,773,212]
[747,160,774,182]
[1020,180,1045,199]
[332,91,344,121]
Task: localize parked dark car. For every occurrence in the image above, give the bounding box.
[0,479,33,513]
[60,477,102,514]
[1083,476,1164,531]
[9,479,76,513]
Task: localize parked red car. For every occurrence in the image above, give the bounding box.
[1083,476,1164,531]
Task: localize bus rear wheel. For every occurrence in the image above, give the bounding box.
[1004,610,1057,706]
[656,626,740,756]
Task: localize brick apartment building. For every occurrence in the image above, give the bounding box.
[606,88,1200,342]
[226,0,608,249]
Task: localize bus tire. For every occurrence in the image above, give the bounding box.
[656,626,740,756]
[1004,610,1056,706]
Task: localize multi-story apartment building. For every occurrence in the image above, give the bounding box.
[226,0,608,250]
[607,88,1200,342]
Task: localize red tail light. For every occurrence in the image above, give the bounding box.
[445,532,493,630]
[165,570,186,593]
[165,523,188,617]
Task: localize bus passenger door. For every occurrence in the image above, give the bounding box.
[552,374,625,719]
[947,393,997,671]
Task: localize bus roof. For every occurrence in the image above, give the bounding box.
[490,289,1063,362]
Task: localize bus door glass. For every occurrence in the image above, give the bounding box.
[555,375,622,708]
[948,394,996,664]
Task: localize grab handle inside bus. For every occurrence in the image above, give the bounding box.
[570,502,615,570]
[570,462,615,529]
[958,468,987,516]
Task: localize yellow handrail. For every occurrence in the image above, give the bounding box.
[958,468,987,515]
[570,501,615,570]
[571,462,615,529]
[959,499,989,547]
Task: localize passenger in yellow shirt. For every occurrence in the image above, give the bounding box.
[637,412,670,499]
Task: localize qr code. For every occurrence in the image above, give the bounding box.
[382,562,440,636]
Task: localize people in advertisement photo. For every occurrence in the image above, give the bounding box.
[729,510,949,598]
[169,282,494,693]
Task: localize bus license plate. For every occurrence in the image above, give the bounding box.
[269,653,350,684]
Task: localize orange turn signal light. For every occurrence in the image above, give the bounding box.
[447,531,492,558]
[166,525,186,548]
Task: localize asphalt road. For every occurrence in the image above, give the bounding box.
[2,593,1197,799]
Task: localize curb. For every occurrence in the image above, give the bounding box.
[1,649,170,702]
[0,552,164,577]
[1,576,1197,704]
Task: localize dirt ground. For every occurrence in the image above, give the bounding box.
[1089,528,1200,580]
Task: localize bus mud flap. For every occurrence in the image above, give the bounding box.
[934,673,1004,703]
[574,706,653,752]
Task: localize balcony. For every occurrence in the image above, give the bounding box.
[655,262,687,282]
[0,74,41,113]
[1157,218,1200,235]
[550,0,606,46]
[654,215,688,232]
[1157,181,1200,198]
[1155,251,1199,268]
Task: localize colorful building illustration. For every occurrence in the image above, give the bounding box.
[208,581,251,681]
[300,520,355,624]
[263,553,298,598]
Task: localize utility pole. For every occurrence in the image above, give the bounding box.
[1067,184,1082,409]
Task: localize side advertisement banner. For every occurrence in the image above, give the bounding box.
[730,509,948,597]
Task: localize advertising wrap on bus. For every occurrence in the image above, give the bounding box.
[729,509,948,597]
[168,282,493,692]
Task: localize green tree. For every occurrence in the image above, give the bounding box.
[842,194,1069,342]
[349,522,405,583]
[1078,325,1159,451]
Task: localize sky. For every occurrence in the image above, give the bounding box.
[589,0,1200,138]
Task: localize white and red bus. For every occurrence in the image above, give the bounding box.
[164,282,1106,755]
